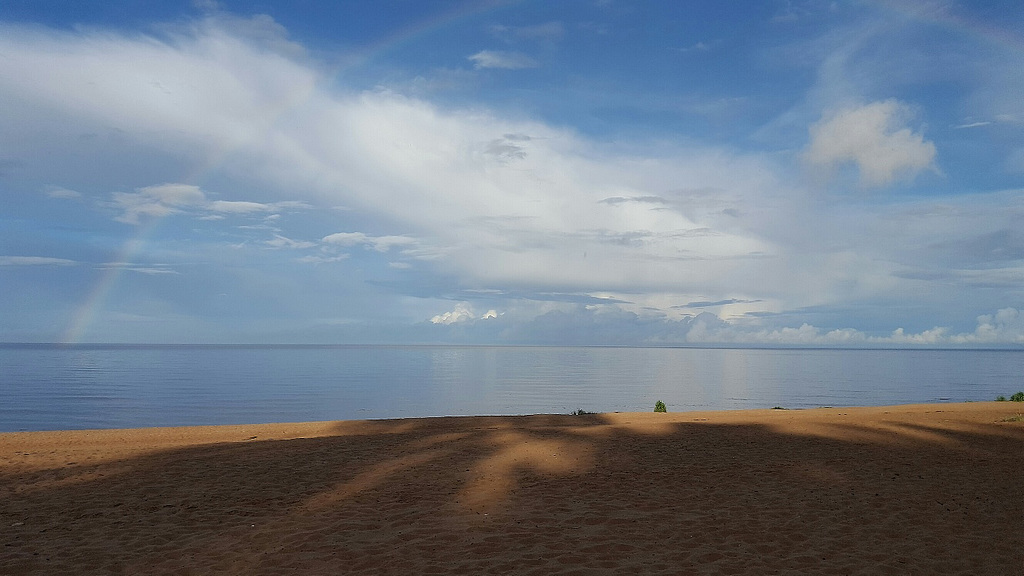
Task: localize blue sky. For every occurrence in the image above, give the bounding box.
[2,0,1023,346]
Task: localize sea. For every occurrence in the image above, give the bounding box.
[1,344,1022,432]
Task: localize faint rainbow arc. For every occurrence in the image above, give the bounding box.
[876,2,1024,55]
[62,219,163,344]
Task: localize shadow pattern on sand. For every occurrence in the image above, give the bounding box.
[2,410,1023,575]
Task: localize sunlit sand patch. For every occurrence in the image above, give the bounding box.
[300,448,453,511]
[403,431,472,450]
[457,429,594,514]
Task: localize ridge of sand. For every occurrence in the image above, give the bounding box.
[3,403,1023,574]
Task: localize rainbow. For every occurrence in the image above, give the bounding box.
[336,0,525,71]
[874,2,1024,55]
[62,222,162,344]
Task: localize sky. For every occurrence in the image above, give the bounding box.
[1,0,1023,346]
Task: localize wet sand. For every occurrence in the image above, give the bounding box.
[2,403,1023,574]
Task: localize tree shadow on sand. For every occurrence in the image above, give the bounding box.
[2,410,1023,575]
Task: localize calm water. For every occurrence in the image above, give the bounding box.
[1,345,1022,432]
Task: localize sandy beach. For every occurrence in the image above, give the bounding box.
[2,402,1022,575]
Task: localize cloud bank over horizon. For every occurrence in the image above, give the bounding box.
[1,2,1022,346]
[424,302,1024,347]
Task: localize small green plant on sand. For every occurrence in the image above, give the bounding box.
[1001,414,1024,423]
[1012,391,1024,402]
[654,400,667,413]
[996,395,1007,402]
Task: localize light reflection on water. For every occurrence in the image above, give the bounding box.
[1,345,1021,431]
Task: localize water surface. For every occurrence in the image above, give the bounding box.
[2,345,1021,431]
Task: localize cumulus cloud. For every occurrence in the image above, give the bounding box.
[950,308,1024,344]
[887,326,949,345]
[468,50,538,69]
[424,304,1024,347]
[805,100,937,187]
[690,307,1024,347]
[686,322,869,346]
[430,303,477,325]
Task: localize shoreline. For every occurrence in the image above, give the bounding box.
[4,402,1023,574]
[3,399,1019,436]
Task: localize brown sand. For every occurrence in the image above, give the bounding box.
[2,403,1022,575]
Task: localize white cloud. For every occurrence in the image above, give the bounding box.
[684,318,870,346]
[468,50,538,69]
[887,327,949,345]
[111,183,206,224]
[478,305,1024,347]
[322,232,419,252]
[265,234,316,249]
[805,100,937,188]
[321,232,369,246]
[208,200,274,213]
[130,268,180,275]
[953,121,991,129]
[949,308,1024,344]
[686,307,1024,347]
[297,254,350,264]
[99,262,180,275]
[109,183,308,224]
[0,256,76,266]
[430,303,477,325]
[45,186,81,199]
